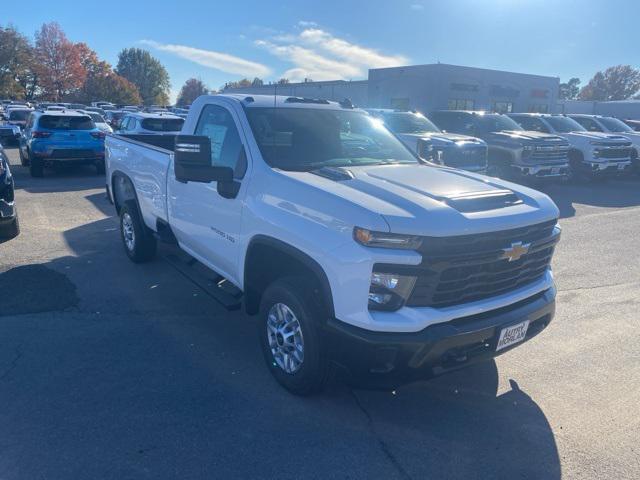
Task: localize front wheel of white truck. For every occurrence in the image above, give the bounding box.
[259,277,329,395]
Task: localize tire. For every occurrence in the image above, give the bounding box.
[119,200,157,263]
[19,146,28,166]
[259,276,329,395]
[95,159,105,175]
[29,156,44,177]
[568,151,586,184]
[0,215,20,239]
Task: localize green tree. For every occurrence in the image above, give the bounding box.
[579,65,640,101]
[559,78,580,100]
[115,48,170,105]
[0,25,37,99]
[222,78,252,90]
[176,78,208,106]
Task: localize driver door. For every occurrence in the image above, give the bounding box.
[168,103,247,284]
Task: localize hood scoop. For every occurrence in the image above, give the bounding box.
[310,166,354,182]
[434,189,523,213]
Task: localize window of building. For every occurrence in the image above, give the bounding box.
[390,98,410,110]
[447,99,475,110]
[492,101,513,113]
[528,104,549,113]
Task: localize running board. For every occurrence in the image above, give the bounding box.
[161,248,243,311]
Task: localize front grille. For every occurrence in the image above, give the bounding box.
[404,220,559,308]
[595,146,633,160]
[529,145,570,164]
[442,145,487,168]
[51,149,96,159]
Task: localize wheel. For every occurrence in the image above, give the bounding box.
[95,159,105,175]
[259,277,329,395]
[568,151,586,184]
[0,215,19,239]
[29,157,44,177]
[119,200,157,263]
[19,146,28,166]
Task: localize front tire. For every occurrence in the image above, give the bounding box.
[259,277,329,395]
[19,146,29,166]
[119,200,157,263]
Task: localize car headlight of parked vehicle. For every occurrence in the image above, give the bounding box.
[354,227,423,250]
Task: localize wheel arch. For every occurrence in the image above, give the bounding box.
[111,170,141,215]
[243,235,335,319]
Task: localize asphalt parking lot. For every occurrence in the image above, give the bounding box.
[0,146,638,480]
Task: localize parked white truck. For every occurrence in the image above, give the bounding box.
[508,113,634,180]
[106,94,561,394]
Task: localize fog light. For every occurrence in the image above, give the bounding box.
[368,271,417,311]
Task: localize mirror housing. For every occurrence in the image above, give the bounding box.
[174,135,233,183]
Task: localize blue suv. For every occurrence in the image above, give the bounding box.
[19,110,106,177]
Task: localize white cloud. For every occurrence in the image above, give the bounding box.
[255,40,361,81]
[140,40,271,78]
[255,27,408,82]
[298,28,408,69]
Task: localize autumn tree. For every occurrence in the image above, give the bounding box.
[34,22,86,101]
[579,65,640,101]
[116,48,170,105]
[559,78,580,100]
[176,78,208,106]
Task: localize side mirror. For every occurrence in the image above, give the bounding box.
[174,135,233,183]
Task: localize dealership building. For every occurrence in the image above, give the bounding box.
[224,63,560,114]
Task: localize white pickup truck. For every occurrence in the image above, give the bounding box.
[106,94,561,394]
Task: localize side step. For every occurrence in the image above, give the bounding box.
[161,248,243,311]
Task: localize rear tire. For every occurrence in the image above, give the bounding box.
[29,157,44,177]
[19,147,29,166]
[95,159,105,175]
[259,277,329,395]
[119,200,157,263]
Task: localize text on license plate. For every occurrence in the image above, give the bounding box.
[496,320,529,351]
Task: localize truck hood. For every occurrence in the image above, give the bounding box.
[486,130,567,144]
[396,132,485,146]
[281,164,558,236]
[561,131,630,144]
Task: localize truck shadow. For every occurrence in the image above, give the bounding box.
[535,178,640,218]
[348,361,560,479]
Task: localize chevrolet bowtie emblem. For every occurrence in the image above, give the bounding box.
[501,241,531,262]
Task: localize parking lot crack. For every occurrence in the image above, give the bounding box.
[349,389,413,480]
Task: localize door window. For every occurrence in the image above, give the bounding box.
[573,117,603,132]
[195,105,245,177]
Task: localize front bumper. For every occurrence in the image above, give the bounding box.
[325,287,555,388]
[513,163,569,179]
[583,159,632,176]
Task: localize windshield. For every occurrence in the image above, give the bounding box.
[475,114,523,133]
[381,112,440,134]
[86,113,105,123]
[246,107,417,171]
[141,117,184,132]
[9,110,30,121]
[39,115,95,130]
[545,116,585,133]
[598,117,633,132]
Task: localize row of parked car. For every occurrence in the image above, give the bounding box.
[369,109,640,182]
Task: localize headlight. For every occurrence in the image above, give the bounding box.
[522,145,534,157]
[368,271,417,310]
[354,227,423,250]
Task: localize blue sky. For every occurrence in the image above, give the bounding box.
[8,0,639,102]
